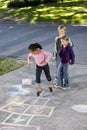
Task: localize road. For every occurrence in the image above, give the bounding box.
[0,23,87,65]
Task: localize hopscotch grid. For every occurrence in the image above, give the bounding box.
[25,97,42,126]
[22,97,31,103]
[14,105,31,124]
[32,99,40,105]
[1,102,54,117]
[43,98,51,106]
[2,113,13,123]
[0,123,40,130]
[25,95,51,125]
[23,97,50,104]
[0,102,29,113]
[0,127,15,130]
[0,96,54,128]
[0,108,54,117]
[0,102,16,110]
[48,107,55,117]
[26,115,34,126]
[0,101,54,111]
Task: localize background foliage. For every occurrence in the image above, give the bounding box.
[0,0,87,23]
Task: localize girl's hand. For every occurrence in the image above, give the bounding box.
[27,63,31,67]
[41,61,48,65]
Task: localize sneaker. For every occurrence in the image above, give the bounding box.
[66,86,71,89]
[62,86,70,90]
[62,87,67,90]
[53,78,57,84]
[54,85,62,89]
[49,87,53,92]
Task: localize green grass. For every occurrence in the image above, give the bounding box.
[0,0,87,23]
[0,58,26,75]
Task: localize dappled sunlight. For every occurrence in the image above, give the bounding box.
[0,0,87,23]
[72,14,87,23]
[0,0,9,9]
[41,14,54,17]
[37,6,55,12]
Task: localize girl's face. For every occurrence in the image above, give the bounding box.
[30,48,40,55]
[58,29,66,37]
[61,39,68,47]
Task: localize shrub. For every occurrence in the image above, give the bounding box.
[8,1,24,8]
[43,0,57,3]
[8,0,41,8]
[8,0,58,8]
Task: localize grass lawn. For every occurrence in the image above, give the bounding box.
[0,58,26,75]
[0,0,87,23]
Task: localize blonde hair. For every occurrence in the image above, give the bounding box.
[61,35,69,41]
[58,25,66,31]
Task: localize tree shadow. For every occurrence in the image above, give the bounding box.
[0,0,87,23]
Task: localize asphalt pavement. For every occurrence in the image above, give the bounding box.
[0,23,87,130]
[0,23,87,64]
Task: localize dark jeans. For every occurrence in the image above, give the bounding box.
[36,64,52,83]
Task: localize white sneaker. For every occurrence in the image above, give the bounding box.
[62,87,67,90]
[67,86,71,89]
[54,85,62,89]
[53,78,57,84]
[62,86,71,90]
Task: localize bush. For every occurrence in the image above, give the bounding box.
[8,0,58,8]
[8,1,24,8]
[8,0,41,8]
[43,0,57,3]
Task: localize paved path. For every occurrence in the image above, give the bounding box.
[0,23,87,130]
[0,63,87,130]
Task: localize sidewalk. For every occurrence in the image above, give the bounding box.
[0,62,87,130]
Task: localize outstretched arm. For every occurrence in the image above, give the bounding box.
[53,37,58,60]
[69,37,74,47]
[27,53,33,66]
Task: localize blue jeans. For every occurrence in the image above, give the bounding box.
[57,62,69,87]
[56,54,63,79]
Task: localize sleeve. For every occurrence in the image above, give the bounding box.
[43,50,52,63]
[69,47,75,64]
[53,37,58,58]
[27,53,33,64]
[69,37,74,47]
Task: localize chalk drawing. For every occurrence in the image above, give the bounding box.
[2,113,32,125]
[12,117,25,123]
[0,96,54,129]
[23,96,51,106]
[8,103,28,113]
[0,102,54,117]
[72,105,87,113]
[23,96,51,125]
[32,107,44,114]
[7,84,30,96]
[26,115,34,126]
[26,105,54,117]
[0,123,40,130]
[2,113,13,124]
[0,127,15,130]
